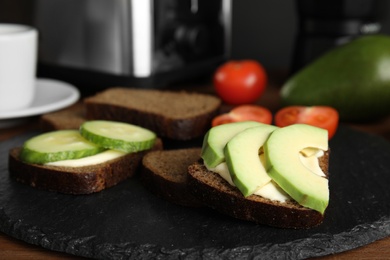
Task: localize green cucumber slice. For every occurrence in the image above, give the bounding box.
[79,120,156,153]
[20,130,105,164]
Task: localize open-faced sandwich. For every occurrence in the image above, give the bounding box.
[9,120,162,194]
[187,121,330,229]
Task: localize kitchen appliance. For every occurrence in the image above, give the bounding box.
[33,0,232,94]
[291,0,383,73]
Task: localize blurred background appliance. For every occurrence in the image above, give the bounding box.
[291,0,383,73]
[33,0,232,94]
[2,0,390,90]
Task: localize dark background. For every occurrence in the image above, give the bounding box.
[1,0,390,72]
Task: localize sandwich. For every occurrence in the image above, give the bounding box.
[9,120,162,194]
[41,88,221,141]
[141,148,202,207]
[84,87,221,140]
[187,121,330,229]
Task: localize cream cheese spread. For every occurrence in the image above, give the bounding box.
[207,148,326,202]
[45,150,126,167]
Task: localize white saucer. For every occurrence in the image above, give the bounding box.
[0,78,80,128]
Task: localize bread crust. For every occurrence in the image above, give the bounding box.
[40,103,86,131]
[141,148,203,207]
[187,151,330,229]
[8,139,163,194]
[84,88,221,140]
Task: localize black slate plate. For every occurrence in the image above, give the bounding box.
[0,126,390,259]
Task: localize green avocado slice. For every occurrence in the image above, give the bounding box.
[201,121,264,168]
[224,124,278,197]
[264,124,329,214]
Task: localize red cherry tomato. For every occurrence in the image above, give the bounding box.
[274,106,339,139]
[213,60,267,105]
[212,105,272,127]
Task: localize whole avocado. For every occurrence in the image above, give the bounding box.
[281,34,390,122]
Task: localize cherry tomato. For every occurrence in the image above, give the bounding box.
[274,106,339,139]
[212,105,272,127]
[213,60,267,105]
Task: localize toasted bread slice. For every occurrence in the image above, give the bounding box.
[8,139,163,194]
[187,151,329,229]
[40,103,86,131]
[84,88,221,140]
[141,148,202,207]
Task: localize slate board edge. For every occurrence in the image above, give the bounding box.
[1,205,389,259]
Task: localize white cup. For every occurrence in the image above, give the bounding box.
[0,24,37,112]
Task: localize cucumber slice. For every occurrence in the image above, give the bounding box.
[80,120,156,153]
[20,130,105,164]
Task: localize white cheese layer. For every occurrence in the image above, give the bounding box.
[299,149,325,177]
[45,150,127,167]
[208,162,290,202]
[207,148,325,202]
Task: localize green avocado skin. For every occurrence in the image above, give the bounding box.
[281,35,390,122]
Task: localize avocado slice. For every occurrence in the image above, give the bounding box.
[224,124,278,197]
[201,121,263,168]
[281,34,390,121]
[264,124,329,214]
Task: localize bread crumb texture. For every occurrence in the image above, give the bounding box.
[85,88,221,119]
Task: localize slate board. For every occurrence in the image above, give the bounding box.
[0,125,390,259]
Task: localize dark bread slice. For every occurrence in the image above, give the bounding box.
[8,139,163,195]
[40,103,86,131]
[141,148,203,207]
[84,88,221,140]
[187,151,330,229]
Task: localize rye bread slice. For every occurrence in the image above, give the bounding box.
[187,151,330,229]
[8,139,163,195]
[40,103,86,131]
[84,88,221,140]
[141,148,202,207]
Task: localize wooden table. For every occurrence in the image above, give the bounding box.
[1,80,389,259]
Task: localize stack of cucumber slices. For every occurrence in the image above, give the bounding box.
[20,120,157,165]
